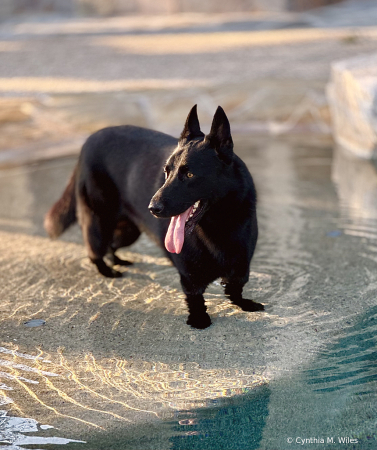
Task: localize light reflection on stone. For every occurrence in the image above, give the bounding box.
[0,342,267,428]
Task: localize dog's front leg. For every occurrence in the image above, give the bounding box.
[222,279,264,312]
[180,276,211,329]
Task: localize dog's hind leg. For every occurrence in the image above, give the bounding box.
[107,219,141,267]
[78,199,122,278]
[180,275,212,329]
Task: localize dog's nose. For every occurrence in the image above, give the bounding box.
[148,201,164,216]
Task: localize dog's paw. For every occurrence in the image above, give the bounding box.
[94,259,123,278]
[232,299,264,312]
[100,267,123,278]
[110,269,123,278]
[187,312,212,329]
[113,256,133,266]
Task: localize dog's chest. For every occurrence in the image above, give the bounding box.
[185,227,248,274]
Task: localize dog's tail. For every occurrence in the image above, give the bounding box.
[44,165,77,238]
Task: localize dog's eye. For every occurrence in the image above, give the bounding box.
[187,172,194,178]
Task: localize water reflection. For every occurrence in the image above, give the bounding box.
[333,144,377,240]
[0,337,267,430]
[0,410,85,449]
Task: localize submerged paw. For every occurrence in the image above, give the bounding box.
[187,312,212,329]
[233,299,265,312]
[100,267,123,278]
[111,269,123,278]
[113,256,133,266]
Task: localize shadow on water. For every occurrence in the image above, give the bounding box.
[306,306,377,394]
[59,386,270,450]
[168,386,270,450]
[260,305,377,450]
[303,306,377,448]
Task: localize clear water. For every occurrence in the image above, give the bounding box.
[0,137,376,449]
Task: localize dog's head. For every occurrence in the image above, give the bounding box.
[149,105,235,253]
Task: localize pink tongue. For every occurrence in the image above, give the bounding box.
[165,206,193,254]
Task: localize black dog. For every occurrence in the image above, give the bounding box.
[45,105,264,328]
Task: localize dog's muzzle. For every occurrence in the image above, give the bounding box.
[148,200,164,217]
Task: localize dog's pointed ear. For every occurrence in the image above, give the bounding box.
[207,106,233,164]
[180,105,204,143]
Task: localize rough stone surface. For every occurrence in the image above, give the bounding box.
[327,52,377,158]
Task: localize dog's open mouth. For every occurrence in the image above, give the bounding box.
[165,200,204,254]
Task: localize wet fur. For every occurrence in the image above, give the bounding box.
[45,106,264,328]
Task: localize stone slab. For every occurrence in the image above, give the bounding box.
[327,52,377,158]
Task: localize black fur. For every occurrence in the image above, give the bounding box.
[45,106,264,328]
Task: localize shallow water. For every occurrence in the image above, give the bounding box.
[0,136,376,449]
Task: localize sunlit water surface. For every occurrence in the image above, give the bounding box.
[0,137,376,449]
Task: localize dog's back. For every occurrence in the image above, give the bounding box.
[77,125,176,237]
